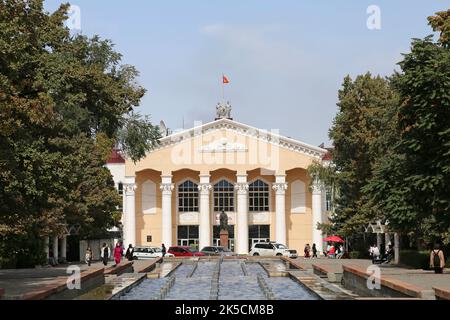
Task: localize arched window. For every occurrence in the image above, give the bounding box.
[291,180,306,213]
[178,180,199,212]
[249,179,269,212]
[213,180,235,212]
[142,180,156,214]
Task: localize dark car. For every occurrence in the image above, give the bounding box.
[167,246,205,257]
[201,246,234,256]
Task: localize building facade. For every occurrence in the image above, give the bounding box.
[107,104,329,255]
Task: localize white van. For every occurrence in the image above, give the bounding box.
[132,246,174,259]
[249,242,297,258]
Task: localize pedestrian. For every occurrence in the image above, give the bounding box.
[328,244,336,258]
[312,243,318,258]
[325,242,331,257]
[430,243,446,274]
[370,244,380,263]
[85,247,93,266]
[304,243,311,258]
[48,248,57,266]
[100,243,110,266]
[336,245,345,259]
[125,244,134,261]
[161,243,166,257]
[113,242,123,267]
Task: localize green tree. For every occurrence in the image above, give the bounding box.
[0,0,159,267]
[364,22,450,244]
[327,73,399,236]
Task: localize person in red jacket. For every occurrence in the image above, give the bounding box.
[113,242,123,267]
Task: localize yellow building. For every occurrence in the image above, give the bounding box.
[107,103,329,255]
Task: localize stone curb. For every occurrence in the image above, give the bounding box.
[135,257,162,273]
[104,261,133,276]
[281,257,305,270]
[313,264,343,283]
[21,267,104,300]
[433,286,450,300]
[0,288,4,299]
[342,264,425,298]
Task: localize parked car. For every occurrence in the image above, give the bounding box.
[200,246,235,256]
[168,246,205,257]
[249,242,298,258]
[132,246,174,259]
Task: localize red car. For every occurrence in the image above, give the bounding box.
[168,246,205,257]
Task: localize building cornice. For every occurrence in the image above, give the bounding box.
[145,118,327,160]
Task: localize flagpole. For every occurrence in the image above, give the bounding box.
[222,73,225,101]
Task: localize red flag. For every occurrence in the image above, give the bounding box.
[223,75,230,84]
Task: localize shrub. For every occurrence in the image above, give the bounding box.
[400,250,430,269]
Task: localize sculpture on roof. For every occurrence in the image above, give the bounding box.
[216,101,232,120]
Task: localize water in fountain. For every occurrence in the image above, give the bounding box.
[120,259,319,300]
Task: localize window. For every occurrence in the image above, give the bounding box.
[117,182,123,211]
[249,179,269,212]
[142,180,156,214]
[291,180,306,213]
[326,189,333,212]
[178,180,199,212]
[177,225,199,240]
[213,180,234,212]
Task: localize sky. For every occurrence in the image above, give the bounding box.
[45,0,447,146]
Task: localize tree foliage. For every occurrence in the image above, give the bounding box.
[323,10,450,246]
[364,32,450,244]
[326,73,399,236]
[0,0,159,266]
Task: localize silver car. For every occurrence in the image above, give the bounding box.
[200,246,235,256]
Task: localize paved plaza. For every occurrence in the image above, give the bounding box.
[0,257,449,300]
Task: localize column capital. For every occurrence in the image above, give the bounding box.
[272,182,288,194]
[124,183,137,195]
[198,183,212,193]
[234,182,249,194]
[160,183,174,193]
[312,178,323,195]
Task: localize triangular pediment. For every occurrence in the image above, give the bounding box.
[153,118,326,159]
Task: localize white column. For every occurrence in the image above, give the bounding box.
[394,233,400,264]
[198,174,212,250]
[377,233,383,250]
[235,174,249,255]
[160,175,174,248]
[272,175,288,246]
[60,235,67,260]
[124,178,136,247]
[52,236,59,262]
[44,237,50,260]
[385,233,391,247]
[312,178,324,255]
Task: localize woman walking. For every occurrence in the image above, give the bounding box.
[430,243,446,274]
[85,247,93,266]
[125,244,134,261]
[100,243,110,266]
[113,242,123,267]
[304,244,311,258]
[312,243,318,258]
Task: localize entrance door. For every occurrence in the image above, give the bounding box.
[178,239,189,246]
[248,225,270,251]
